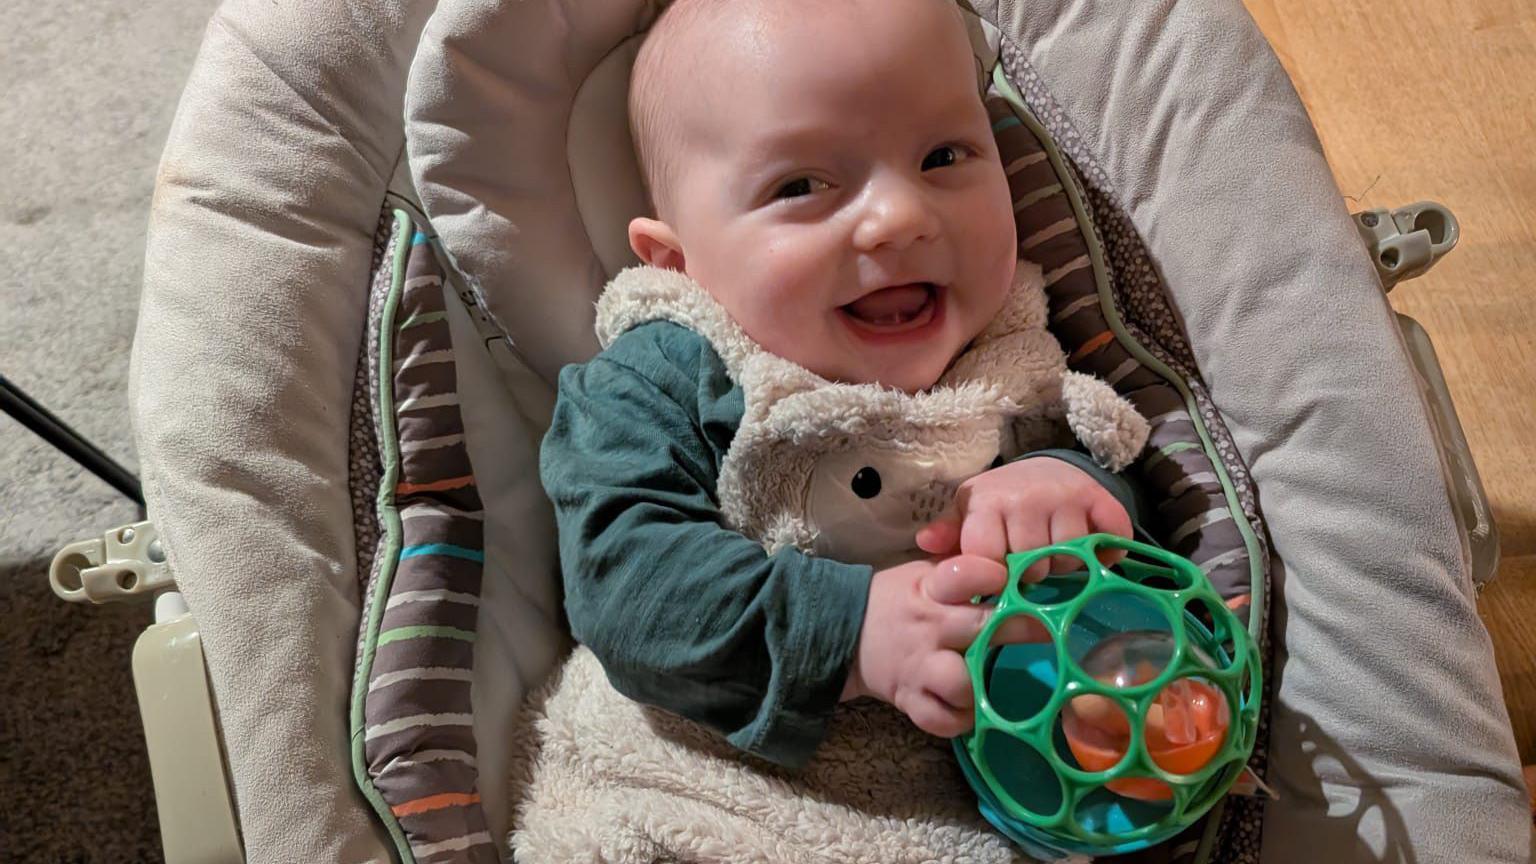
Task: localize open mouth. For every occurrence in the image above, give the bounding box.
[839,283,943,337]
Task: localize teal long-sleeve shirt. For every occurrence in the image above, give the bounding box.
[539,320,1142,769]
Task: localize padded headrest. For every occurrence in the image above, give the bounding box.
[405,0,999,384]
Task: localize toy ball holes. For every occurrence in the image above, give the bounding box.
[1183,596,1238,671]
[1006,543,1093,601]
[1065,591,1174,669]
[980,611,1055,725]
[1063,633,1229,802]
[977,730,1066,820]
[1015,572,1089,607]
[1114,545,1198,593]
[1074,784,1175,839]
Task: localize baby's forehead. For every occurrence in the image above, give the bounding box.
[643,0,968,79]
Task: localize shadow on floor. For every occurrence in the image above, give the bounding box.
[1,556,160,862]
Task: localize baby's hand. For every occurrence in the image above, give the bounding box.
[915,457,1132,581]
[843,555,1046,738]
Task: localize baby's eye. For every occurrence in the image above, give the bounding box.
[922,145,965,171]
[773,177,829,200]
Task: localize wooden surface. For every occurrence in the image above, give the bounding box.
[1243,0,1535,761]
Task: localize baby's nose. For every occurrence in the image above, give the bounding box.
[853,177,940,252]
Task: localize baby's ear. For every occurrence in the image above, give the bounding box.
[628,216,686,271]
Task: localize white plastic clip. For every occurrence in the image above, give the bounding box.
[50,520,174,604]
[1354,201,1459,292]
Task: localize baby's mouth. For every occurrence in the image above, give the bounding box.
[840,283,939,331]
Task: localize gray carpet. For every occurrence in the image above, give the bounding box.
[2,2,220,860]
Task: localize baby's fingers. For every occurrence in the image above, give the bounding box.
[901,691,972,739]
[1090,494,1134,567]
[923,556,1009,605]
[921,650,975,715]
[1004,509,1051,582]
[1048,507,1091,573]
[916,509,961,555]
[959,507,1009,563]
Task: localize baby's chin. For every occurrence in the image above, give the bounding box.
[806,351,958,395]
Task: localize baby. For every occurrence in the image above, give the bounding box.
[541,0,1139,770]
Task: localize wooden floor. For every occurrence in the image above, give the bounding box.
[1244,0,1536,762]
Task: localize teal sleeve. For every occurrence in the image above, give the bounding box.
[539,325,872,769]
[1012,448,1152,541]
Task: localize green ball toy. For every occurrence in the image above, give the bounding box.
[953,534,1261,858]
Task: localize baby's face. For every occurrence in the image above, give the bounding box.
[630,0,1017,394]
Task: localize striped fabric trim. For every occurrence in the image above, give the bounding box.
[378,625,477,646]
[1196,547,1252,575]
[400,310,449,330]
[397,476,476,495]
[1052,292,1100,323]
[409,749,480,766]
[1170,508,1235,547]
[1169,471,1219,496]
[1044,254,1091,286]
[400,433,466,453]
[1021,215,1075,248]
[354,213,498,864]
[400,504,485,521]
[1104,357,1142,387]
[392,791,480,817]
[1005,151,1049,174]
[988,94,1254,608]
[397,392,461,413]
[1014,185,1065,215]
[370,667,476,692]
[366,713,476,742]
[400,543,485,562]
[395,349,457,372]
[414,832,495,858]
[386,589,482,610]
[1144,440,1203,471]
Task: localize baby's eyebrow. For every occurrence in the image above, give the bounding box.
[736,124,843,163]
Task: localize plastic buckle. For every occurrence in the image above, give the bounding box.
[1354,201,1460,292]
[50,520,174,604]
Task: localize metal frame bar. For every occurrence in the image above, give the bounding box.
[0,372,144,507]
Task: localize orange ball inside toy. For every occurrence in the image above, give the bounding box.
[1061,633,1229,801]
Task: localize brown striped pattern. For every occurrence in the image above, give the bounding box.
[990,98,1252,614]
[360,222,498,863]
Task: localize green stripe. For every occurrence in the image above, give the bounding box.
[378,625,477,645]
[399,310,448,330]
[351,208,417,863]
[1143,440,1203,471]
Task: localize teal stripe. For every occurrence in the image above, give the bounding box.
[399,311,448,330]
[378,625,477,645]
[992,116,1022,132]
[411,231,429,246]
[401,543,484,563]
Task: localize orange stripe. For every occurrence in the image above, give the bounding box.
[391,791,480,818]
[397,475,476,495]
[1069,331,1115,363]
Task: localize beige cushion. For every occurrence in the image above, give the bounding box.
[133,1,434,860]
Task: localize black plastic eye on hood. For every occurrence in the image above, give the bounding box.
[851,466,882,499]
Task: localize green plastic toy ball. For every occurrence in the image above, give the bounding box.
[953,534,1261,858]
